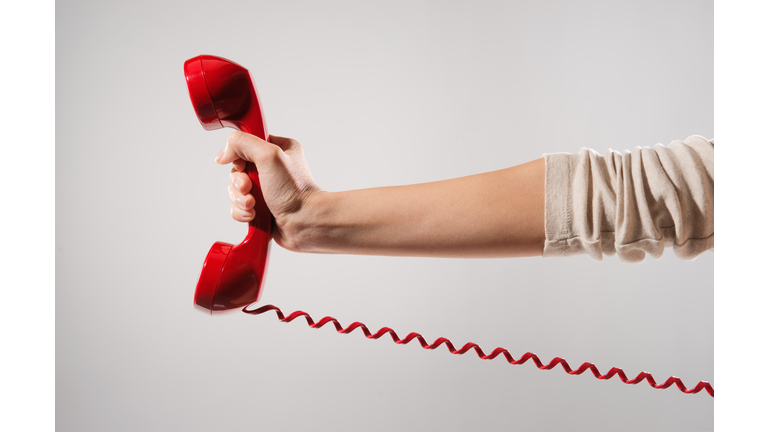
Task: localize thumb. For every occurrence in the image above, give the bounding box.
[215,131,280,166]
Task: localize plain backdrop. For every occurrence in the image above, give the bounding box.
[56,1,713,431]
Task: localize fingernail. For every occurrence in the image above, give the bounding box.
[236,196,247,208]
[234,178,242,189]
[215,148,224,162]
[240,210,252,219]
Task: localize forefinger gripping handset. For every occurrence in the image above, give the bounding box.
[184,55,272,315]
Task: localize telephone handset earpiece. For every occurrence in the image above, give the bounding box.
[184,55,272,315]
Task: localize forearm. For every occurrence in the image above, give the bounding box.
[287,158,545,258]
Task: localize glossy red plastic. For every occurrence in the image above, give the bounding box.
[185,55,272,315]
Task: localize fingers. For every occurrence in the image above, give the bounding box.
[229,171,253,196]
[220,133,265,222]
[231,202,254,222]
[231,159,246,172]
[229,171,255,222]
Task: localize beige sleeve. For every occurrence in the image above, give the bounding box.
[542,135,714,263]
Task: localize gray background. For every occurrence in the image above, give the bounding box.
[57,1,713,430]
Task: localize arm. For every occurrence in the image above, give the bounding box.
[218,131,545,259]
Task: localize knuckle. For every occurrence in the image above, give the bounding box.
[266,144,281,159]
[227,131,243,147]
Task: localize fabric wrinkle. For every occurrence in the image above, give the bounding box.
[542,136,714,262]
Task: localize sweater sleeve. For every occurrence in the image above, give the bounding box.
[542,135,714,262]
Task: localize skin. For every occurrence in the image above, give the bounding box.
[216,131,546,258]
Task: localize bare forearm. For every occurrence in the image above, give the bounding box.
[289,158,545,258]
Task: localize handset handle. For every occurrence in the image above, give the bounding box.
[227,109,273,259]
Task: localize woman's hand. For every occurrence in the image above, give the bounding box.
[216,131,544,258]
[216,132,322,251]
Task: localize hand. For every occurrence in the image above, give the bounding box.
[216,131,544,258]
[215,132,322,251]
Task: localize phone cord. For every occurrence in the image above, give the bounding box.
[243,304,714,397]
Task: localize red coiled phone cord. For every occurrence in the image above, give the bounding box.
[243,304,714,397]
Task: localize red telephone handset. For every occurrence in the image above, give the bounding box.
[184,55,271,315]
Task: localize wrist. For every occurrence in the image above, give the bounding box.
[278,190,340,254]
